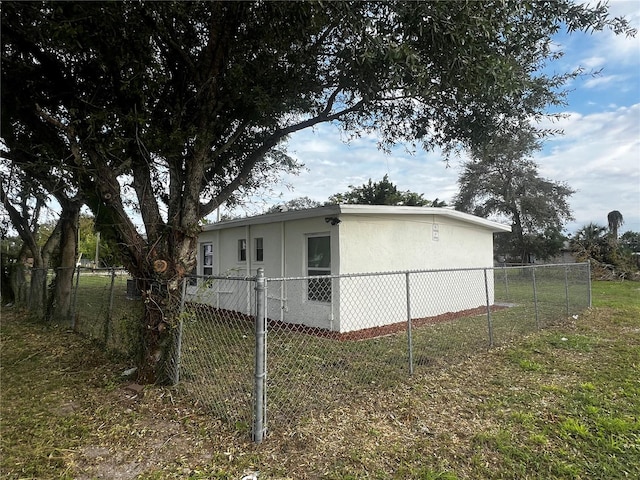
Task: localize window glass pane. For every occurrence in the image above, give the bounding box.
[255,237,264,262]
[308,236,330,268]
[202,243,213,276]
[238,239,247,261]
[203,244,213,266]
[307,235,331,302]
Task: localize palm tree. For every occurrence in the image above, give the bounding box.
[571,223,608,262]
[607,210,624,246]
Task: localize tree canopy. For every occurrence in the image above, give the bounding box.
[454,130,575,263]
[2,0,633,381]
[3,1,632,276]
[266,197,323,214]
[607,210,624,245]
[571,212,639,276]
[328,175,443,206]
[571,223,609,263]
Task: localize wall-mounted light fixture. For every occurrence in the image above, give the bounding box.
[324,217,341,225]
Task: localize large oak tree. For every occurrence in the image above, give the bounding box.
[1,1,633,382]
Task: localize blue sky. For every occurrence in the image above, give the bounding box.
[239,0,640,235]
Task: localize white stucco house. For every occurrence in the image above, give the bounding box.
[188,205,511,334]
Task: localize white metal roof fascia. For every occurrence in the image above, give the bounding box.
[201,204,342,231]
[202,204,511,233]
[335,205,512,232]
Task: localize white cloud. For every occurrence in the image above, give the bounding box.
[537,104,640,232]
[551,2,639,100]
[583,73,629,89]
[242,123,462,213]
[241,102,639,236]
[234,6,640,233]
[579,55,607,70]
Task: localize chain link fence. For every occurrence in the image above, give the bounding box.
[178,262,591,442]
[19,267,144,356]
[177,276,257,432]
[12,262,590,441]
[65,267,143,357]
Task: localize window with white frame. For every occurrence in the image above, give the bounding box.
[255,237,264,262]
[202,243,214,276]
[307,235,331,302]
[238,239,247,262]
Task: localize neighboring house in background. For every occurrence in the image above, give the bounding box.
[188,205,511,333]
[536,240,577,265]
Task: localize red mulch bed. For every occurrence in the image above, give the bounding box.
[186,302,508,342]
[268,304,509,341]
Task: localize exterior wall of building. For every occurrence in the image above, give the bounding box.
[189,216,337,330]
[335,214,496,332]
[188,207,507,334]
[337,214,495,273]
[270,217,335,330]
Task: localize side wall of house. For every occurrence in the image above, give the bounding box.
[189,217,338,331]
[338,214,494,272]
[189,213,499,334]
[271,217,337,330]
[336,214,496,332]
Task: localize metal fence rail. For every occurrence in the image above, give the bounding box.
[178,262,591,442]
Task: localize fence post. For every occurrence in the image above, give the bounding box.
[532,266,540,329]
[253,268,267,443]
[564,265,570,318]
[108,269,116,321]
[172,277,188,386]
[503,264,509,301]
[103,268,116,346]
[70,266,81,330]
[405,272,414,375]
[586,262,592,308]
[484,268,494,347]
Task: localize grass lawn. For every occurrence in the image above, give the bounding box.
[1,280,638,479]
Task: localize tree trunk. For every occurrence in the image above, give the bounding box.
[136,279,183,385]
[28,259,47,318]
[81,144,201,384]
[7,245,27,306]
[1,262,14,305]
[8,262,28,307]
[135,240,196,385]
[510,210,527,264]
[47,205,80,324]
[27,220,63,320]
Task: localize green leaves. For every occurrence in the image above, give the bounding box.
[328,174,438,206]
[454,129,574,262]
[2,1,634,372]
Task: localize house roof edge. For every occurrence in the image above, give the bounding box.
[201,204,511,233]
